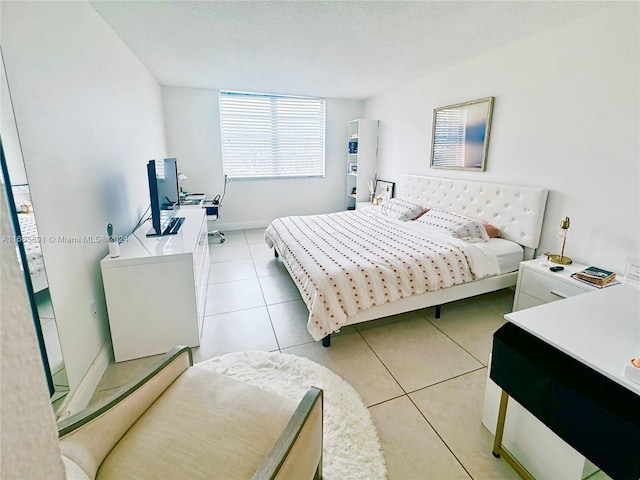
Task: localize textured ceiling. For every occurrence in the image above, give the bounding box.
[90,1,609,100]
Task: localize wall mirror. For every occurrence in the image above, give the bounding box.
[1,53,69,411]
[430,96,494,171]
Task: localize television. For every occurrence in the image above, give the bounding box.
[146,158,184,236]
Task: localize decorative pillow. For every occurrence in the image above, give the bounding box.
[483,222,501,238]
[377,198,426,221]
[415,208,490,241]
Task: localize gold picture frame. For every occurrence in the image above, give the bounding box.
[430,97,494,171]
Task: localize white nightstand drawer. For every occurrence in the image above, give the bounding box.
[520,268,587,303]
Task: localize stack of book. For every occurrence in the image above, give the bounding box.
[572,266,617,287]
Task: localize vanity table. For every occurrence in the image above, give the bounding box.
[485,285,640,479]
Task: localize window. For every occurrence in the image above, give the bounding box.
[219,91,325,180]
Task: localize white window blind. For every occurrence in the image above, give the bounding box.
[219,91,325,179]
[432,109,466,167]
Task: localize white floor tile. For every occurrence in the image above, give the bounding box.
[267,299,314,349]
[244,228,267,245]
[208,244,252,263]
[410,369,520,480]
[194,306,279,363]
[369,395,471,479]
[429,303,506,366]
[283,332,404,407]
[360,317,483,392]
[208,259,257,284]
[253,255,289,278]
[204,278,265,315]
[259,273,302,305]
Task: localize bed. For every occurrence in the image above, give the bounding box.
[265,175,548,346]
[17,211,48,293]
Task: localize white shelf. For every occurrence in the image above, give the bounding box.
[345,119,378,210]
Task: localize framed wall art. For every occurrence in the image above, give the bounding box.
[430,96,494,171]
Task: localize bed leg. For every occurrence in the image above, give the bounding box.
[321,335,331,347]
[435,305,441,319]
[274,248,279,258]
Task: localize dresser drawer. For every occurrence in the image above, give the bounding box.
[520,268,588,303]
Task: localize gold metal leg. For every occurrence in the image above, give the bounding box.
[492,390,509,456]
[492,390,536,480]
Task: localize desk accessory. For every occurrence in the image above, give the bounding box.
[107,223,120,258]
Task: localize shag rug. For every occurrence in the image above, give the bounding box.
[199,351,387,480]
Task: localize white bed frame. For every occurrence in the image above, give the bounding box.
[272,174,548,344]
[340,175,548,328]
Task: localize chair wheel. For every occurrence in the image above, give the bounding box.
[220,238,225,243]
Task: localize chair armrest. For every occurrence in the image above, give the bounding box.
[57,346,193,479]
[253,386,324,480]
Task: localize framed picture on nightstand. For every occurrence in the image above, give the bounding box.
[374,179,395,201]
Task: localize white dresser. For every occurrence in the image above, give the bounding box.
[101,208,210,362]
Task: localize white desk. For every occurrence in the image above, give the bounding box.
[101,208,210,362]
[484,284,639,480]
[506,284,640,395]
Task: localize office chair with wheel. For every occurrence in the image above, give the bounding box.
[205,194,225,243]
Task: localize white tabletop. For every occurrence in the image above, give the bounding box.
[505,284,640,395]
[100,208,205,268]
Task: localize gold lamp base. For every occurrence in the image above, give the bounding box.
[548,254,572,265]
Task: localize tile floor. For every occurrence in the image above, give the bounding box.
[92,228,529,479]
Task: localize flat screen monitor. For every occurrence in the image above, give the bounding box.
[146,158,181,236]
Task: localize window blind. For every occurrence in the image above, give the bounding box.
[432,109,466,167]
[219,91,325,179]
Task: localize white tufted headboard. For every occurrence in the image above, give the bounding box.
[400,175,548,252]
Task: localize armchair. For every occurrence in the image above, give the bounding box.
[57,347,323,480]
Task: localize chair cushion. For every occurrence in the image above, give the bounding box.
[97,366,297,480]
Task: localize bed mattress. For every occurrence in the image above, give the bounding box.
[486,238,524,274]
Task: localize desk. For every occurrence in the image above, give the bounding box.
[489,286,640,479]
[101,209,210,362]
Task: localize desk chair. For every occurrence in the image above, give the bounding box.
[204,201,225,243]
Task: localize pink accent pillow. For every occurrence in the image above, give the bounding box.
[483,222,501,238]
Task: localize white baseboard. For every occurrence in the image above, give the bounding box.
[55,338,113,420]
[210,219,271,232]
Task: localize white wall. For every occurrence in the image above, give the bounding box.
[1,52,27,186]
[1,2,167,393]
[0,190,65,479]
[364,3,639,274]
[162,86,363,229]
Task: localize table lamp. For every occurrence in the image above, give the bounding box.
[548,216,572,265]
[177,172,187,194]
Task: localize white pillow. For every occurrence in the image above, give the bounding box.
[377,198,426,221]
[415,208,489,241]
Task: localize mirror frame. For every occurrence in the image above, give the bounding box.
[430,97,494,172]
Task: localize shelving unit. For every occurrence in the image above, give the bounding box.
[345,119,378,210]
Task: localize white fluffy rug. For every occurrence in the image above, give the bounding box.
[199,351,387,480]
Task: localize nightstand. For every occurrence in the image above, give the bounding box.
[512,259,601,311]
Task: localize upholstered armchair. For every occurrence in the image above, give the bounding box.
[57,347,323,480]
